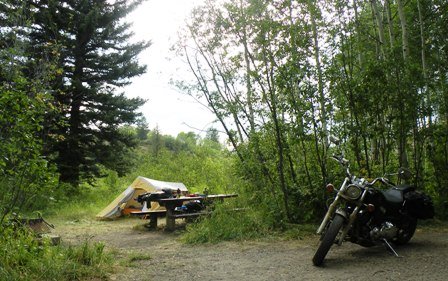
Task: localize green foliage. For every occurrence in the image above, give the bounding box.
[426,124,448,218]
[0,1,59,221]
[0,223,113,281]
[2,0,448,257]
[44,131,234,221]
[182,201,317,244]
[0,83,58,218]
[182,204,273,244]
[175,0,448,223]
[128,131,235,194]
[44,180,123,221]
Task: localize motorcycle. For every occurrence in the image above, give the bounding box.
[312,154,434,266]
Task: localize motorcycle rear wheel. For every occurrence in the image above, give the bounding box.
[312,214,345,266]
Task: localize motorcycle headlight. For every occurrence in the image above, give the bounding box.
[344,184,362,200]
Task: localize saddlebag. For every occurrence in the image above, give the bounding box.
[404,191,435,219]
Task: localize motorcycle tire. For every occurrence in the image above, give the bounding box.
[394,216,417,245]
[312,214,345,266]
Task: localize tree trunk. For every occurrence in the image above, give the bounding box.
[308,0,328,148]
[58,46,85,186]
[417,0,427,80]
[371,0,386,57]
[396,0,410,60]
[385,0,395,49]
[396,0,410,168]
[241,0,256,135]
[352,0,363,66]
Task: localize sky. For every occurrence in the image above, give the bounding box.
[124,0,215,137]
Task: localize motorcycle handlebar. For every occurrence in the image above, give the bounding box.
[366,177,390,186]
[331,155,394,187]
[331,155,352,178]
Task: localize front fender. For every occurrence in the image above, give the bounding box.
[335,208,349,221]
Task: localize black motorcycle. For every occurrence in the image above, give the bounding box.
[312,154,434,266]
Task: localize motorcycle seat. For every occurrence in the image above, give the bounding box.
[393,184,415,193]
[382,188,403,205]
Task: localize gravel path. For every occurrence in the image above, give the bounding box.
[54,218,448,281]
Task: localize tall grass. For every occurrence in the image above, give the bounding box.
[44,173,128,221]
[0,225,114,281]
[181,203,273,244]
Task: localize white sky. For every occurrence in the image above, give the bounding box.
[124,0,216,137]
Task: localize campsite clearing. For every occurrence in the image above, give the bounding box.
[53,217,448,281]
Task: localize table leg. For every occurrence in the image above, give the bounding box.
[166,208,175,231]
[148,213,158,229]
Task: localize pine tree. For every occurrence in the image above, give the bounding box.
[27,0,150,187]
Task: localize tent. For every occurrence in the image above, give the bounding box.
[96,176,188,220]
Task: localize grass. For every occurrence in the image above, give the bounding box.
[127,252,152,262]
[179,197,319,244]
[0,227,115,281]
[280,223,318,240]
[181,203,306,244]
[181,208,265,244]
[0,180,122,281]
[121,252,152,268]
[42,175,127,221]
[417,218,448,232]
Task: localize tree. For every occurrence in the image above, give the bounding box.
[148,126,163,157]
[205,127,220,143]
[136,117,150,140]
[27,0,150,187]
[176,0,326,222]
[175,0,448,221]
[0,0,58,222]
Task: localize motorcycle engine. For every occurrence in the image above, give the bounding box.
[370,222,398,240]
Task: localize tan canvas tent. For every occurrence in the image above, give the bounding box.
[96,176,188,220]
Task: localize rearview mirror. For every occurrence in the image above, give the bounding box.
[397,167,412,180]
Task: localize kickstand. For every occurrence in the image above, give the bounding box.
[382,238,400,257]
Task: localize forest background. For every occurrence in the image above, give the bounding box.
[0,0,447,279]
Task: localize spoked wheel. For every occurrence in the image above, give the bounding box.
[312,214,345,266]
[394,216,417,245]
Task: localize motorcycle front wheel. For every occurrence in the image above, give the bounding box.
[312,214,345,266]
[394,216,417,245]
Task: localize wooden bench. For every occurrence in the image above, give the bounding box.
[171,208,246,221]
[171,211,211,220]
[171,212,209,219]
[130,210,166,229]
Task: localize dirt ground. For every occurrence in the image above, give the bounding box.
[53,217,448,281]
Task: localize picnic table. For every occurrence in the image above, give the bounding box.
[131,194,238,231]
